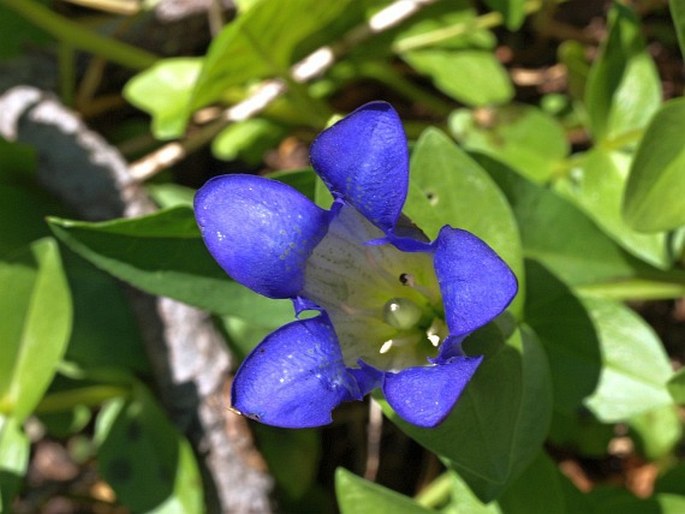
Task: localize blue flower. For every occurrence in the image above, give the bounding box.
[194,102,518,429]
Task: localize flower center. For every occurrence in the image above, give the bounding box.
[383,297,423,330]
[303,204,444,371]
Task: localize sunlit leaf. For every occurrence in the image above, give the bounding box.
[584,2,660,143]
[335,468,433,514]
[450,104,569,183]
[622,98,685,232]
[403,50,513,106]
[0,238,72,422]
[582,298,674,422]
[124,58,202,140]
[555,148,670,268]
[406,128,524,315]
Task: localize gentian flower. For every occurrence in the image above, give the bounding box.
[194,102,517,429]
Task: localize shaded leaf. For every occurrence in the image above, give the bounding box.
[48,207,293,324]
[381,325,552,502]
[478,155,685,299]
[524,260,601,414]
[95,385,203,513]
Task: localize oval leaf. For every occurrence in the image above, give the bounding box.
[623,98,685,232]
[0,238,72,422]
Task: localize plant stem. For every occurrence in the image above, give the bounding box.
[58,43,76,106]
[393,0,544,53]
[414,472,453,509]
[35,385,130,413]
[1,0,158,70]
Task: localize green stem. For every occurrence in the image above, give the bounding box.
[35,385,130,414]
[1,0,158,70]
[598,128,644,151]
[414,472,453,509]
[58,43,76,106]
[393,0,544,53]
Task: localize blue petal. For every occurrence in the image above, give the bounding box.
[194,174,330,299]
[310,101,408,232]
[433,227,518,338]
[231,315,361,428]
[382,356,483,428]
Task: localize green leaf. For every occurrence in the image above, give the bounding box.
[449,104,569,183]
[0,238,72,422]
[147,183,195,209]
[124,58,202,140]
[403,50,513,106]
[0,184,68,257]
[381,325,552,502]
[584,2,661,143]
[0,416,29,513]
[667,367,685,403]
[548,410,614,458]
[190,0,352,112]
[254,427,320,500]
[482,0,527,30]
[656,462,685,494]
[406,128,524,314]
[582,297,674,422]
[335,468,433,514]
[628,404,682,460]
[670,0,685,60]
[48,207,293,323]
[588,488,685,514]
[212,118,287,164]
[497,452,592,513]
[622,98,685,232]
[478,155,685,298]
[524,260,601,414]
[444,452,591,513]
[61,250,149,373]
[555,149,669,268]
[0,3,51,58]
[95,385,203,513]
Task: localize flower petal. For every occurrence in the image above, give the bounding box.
[231,315,361,428]
[194,174,330,299]
[433,227,518,338]
[382,356,483,428]
[310,101,408,232]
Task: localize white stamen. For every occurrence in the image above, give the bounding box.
[380,340,394,354]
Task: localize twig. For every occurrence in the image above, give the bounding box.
[364,399,384,481]
[128,0,438,182]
